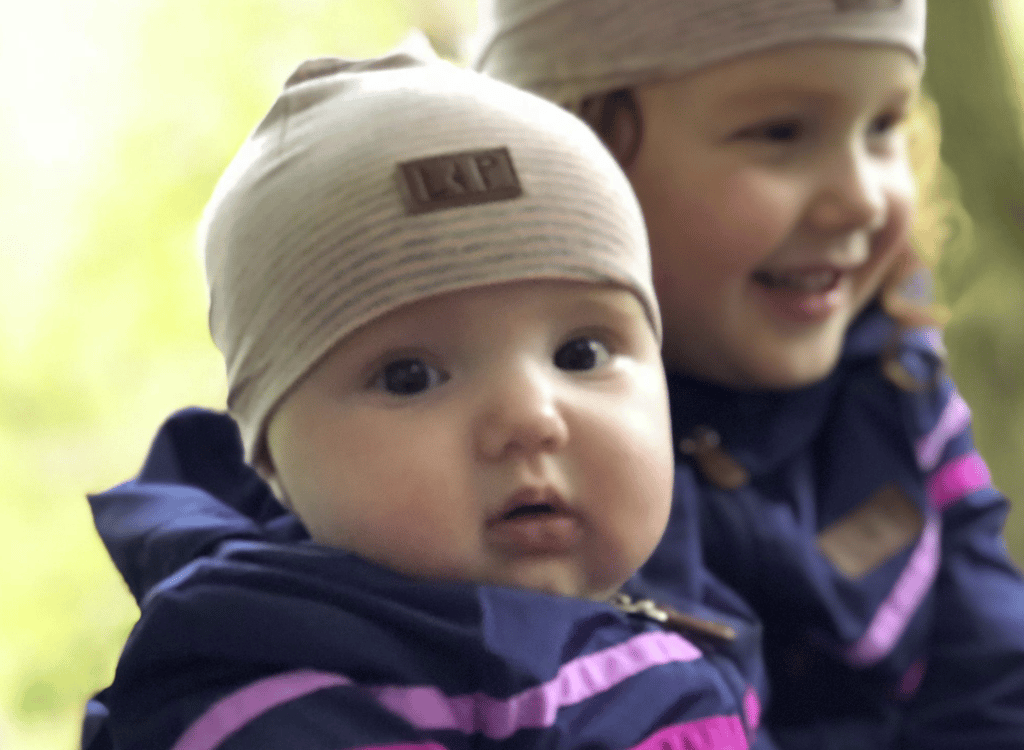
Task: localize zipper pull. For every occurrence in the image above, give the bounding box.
[610,593,737,642]
[610,592,669,622]
[662,607,737,642]
[678,426,749,490]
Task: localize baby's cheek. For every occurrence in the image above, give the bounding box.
[605,401,673,516]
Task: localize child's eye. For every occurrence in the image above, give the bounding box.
[373,358,448,395]
[554,337,611,371]
[737,120,804,143]
[869,110,903,136]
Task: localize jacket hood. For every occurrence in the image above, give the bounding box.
[88,408,308,605]
[85,407,775,750]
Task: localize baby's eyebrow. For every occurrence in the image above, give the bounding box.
[559,289,646,327]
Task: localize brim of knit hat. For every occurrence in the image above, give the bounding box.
[472,0,926,104]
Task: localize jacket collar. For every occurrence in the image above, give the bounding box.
[665,302,898,475]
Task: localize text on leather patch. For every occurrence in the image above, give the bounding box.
[398,147,522,214]
[817,483,924,579]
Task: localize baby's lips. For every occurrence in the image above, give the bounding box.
[487,513,583,555]
[489,486,568,524]
[486,486,583,554]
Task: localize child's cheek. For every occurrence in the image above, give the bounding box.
[689,171,794,267]
[870,162,917,262]
[895,163,918,227]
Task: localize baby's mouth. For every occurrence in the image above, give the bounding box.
[752,268,842,293]
[490,487,571,522]
[500,501,559,521]
[487,489,582,554]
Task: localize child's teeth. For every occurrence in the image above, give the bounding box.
[757,270,838,292]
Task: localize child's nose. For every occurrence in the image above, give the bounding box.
[807,147,887,233]
[474,368,570,461]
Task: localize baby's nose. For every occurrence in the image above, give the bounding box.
[474,369,570,461]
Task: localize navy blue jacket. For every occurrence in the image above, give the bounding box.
[83,409,778,750]
[641,304,1024,749]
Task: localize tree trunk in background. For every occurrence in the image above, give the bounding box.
[924,0,1024,562]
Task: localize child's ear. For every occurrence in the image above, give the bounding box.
[579,89,644,169]
[606,94,643,169]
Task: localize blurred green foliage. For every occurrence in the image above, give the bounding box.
[2,1,1022,748]
[923,0,1024,556]
[0,2,472,747]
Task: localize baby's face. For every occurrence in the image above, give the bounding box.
[628,42,920,388]
[264,280,673,601]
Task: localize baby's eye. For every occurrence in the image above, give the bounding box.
[373,358,448,395]
[554,337,611,371]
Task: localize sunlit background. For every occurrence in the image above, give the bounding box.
[2,1,1023,748]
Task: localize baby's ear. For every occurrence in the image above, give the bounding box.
[253,452,293,510]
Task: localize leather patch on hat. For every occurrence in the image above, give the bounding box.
[817,483,924,579]
[397,147,522,214]
[834,0,902,10]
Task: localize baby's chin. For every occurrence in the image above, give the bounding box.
[329,544,628,601]
[479,567,625,602]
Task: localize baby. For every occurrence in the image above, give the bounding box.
[82,41,775,750]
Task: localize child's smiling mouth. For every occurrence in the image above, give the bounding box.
[751,266,850,322]
[752,268,841,293]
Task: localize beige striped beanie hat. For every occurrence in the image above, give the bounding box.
[472,0,926,105]
[199,36,657,464]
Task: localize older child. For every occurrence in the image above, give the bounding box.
[83,42,775,750]
[473,0,1024,747]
